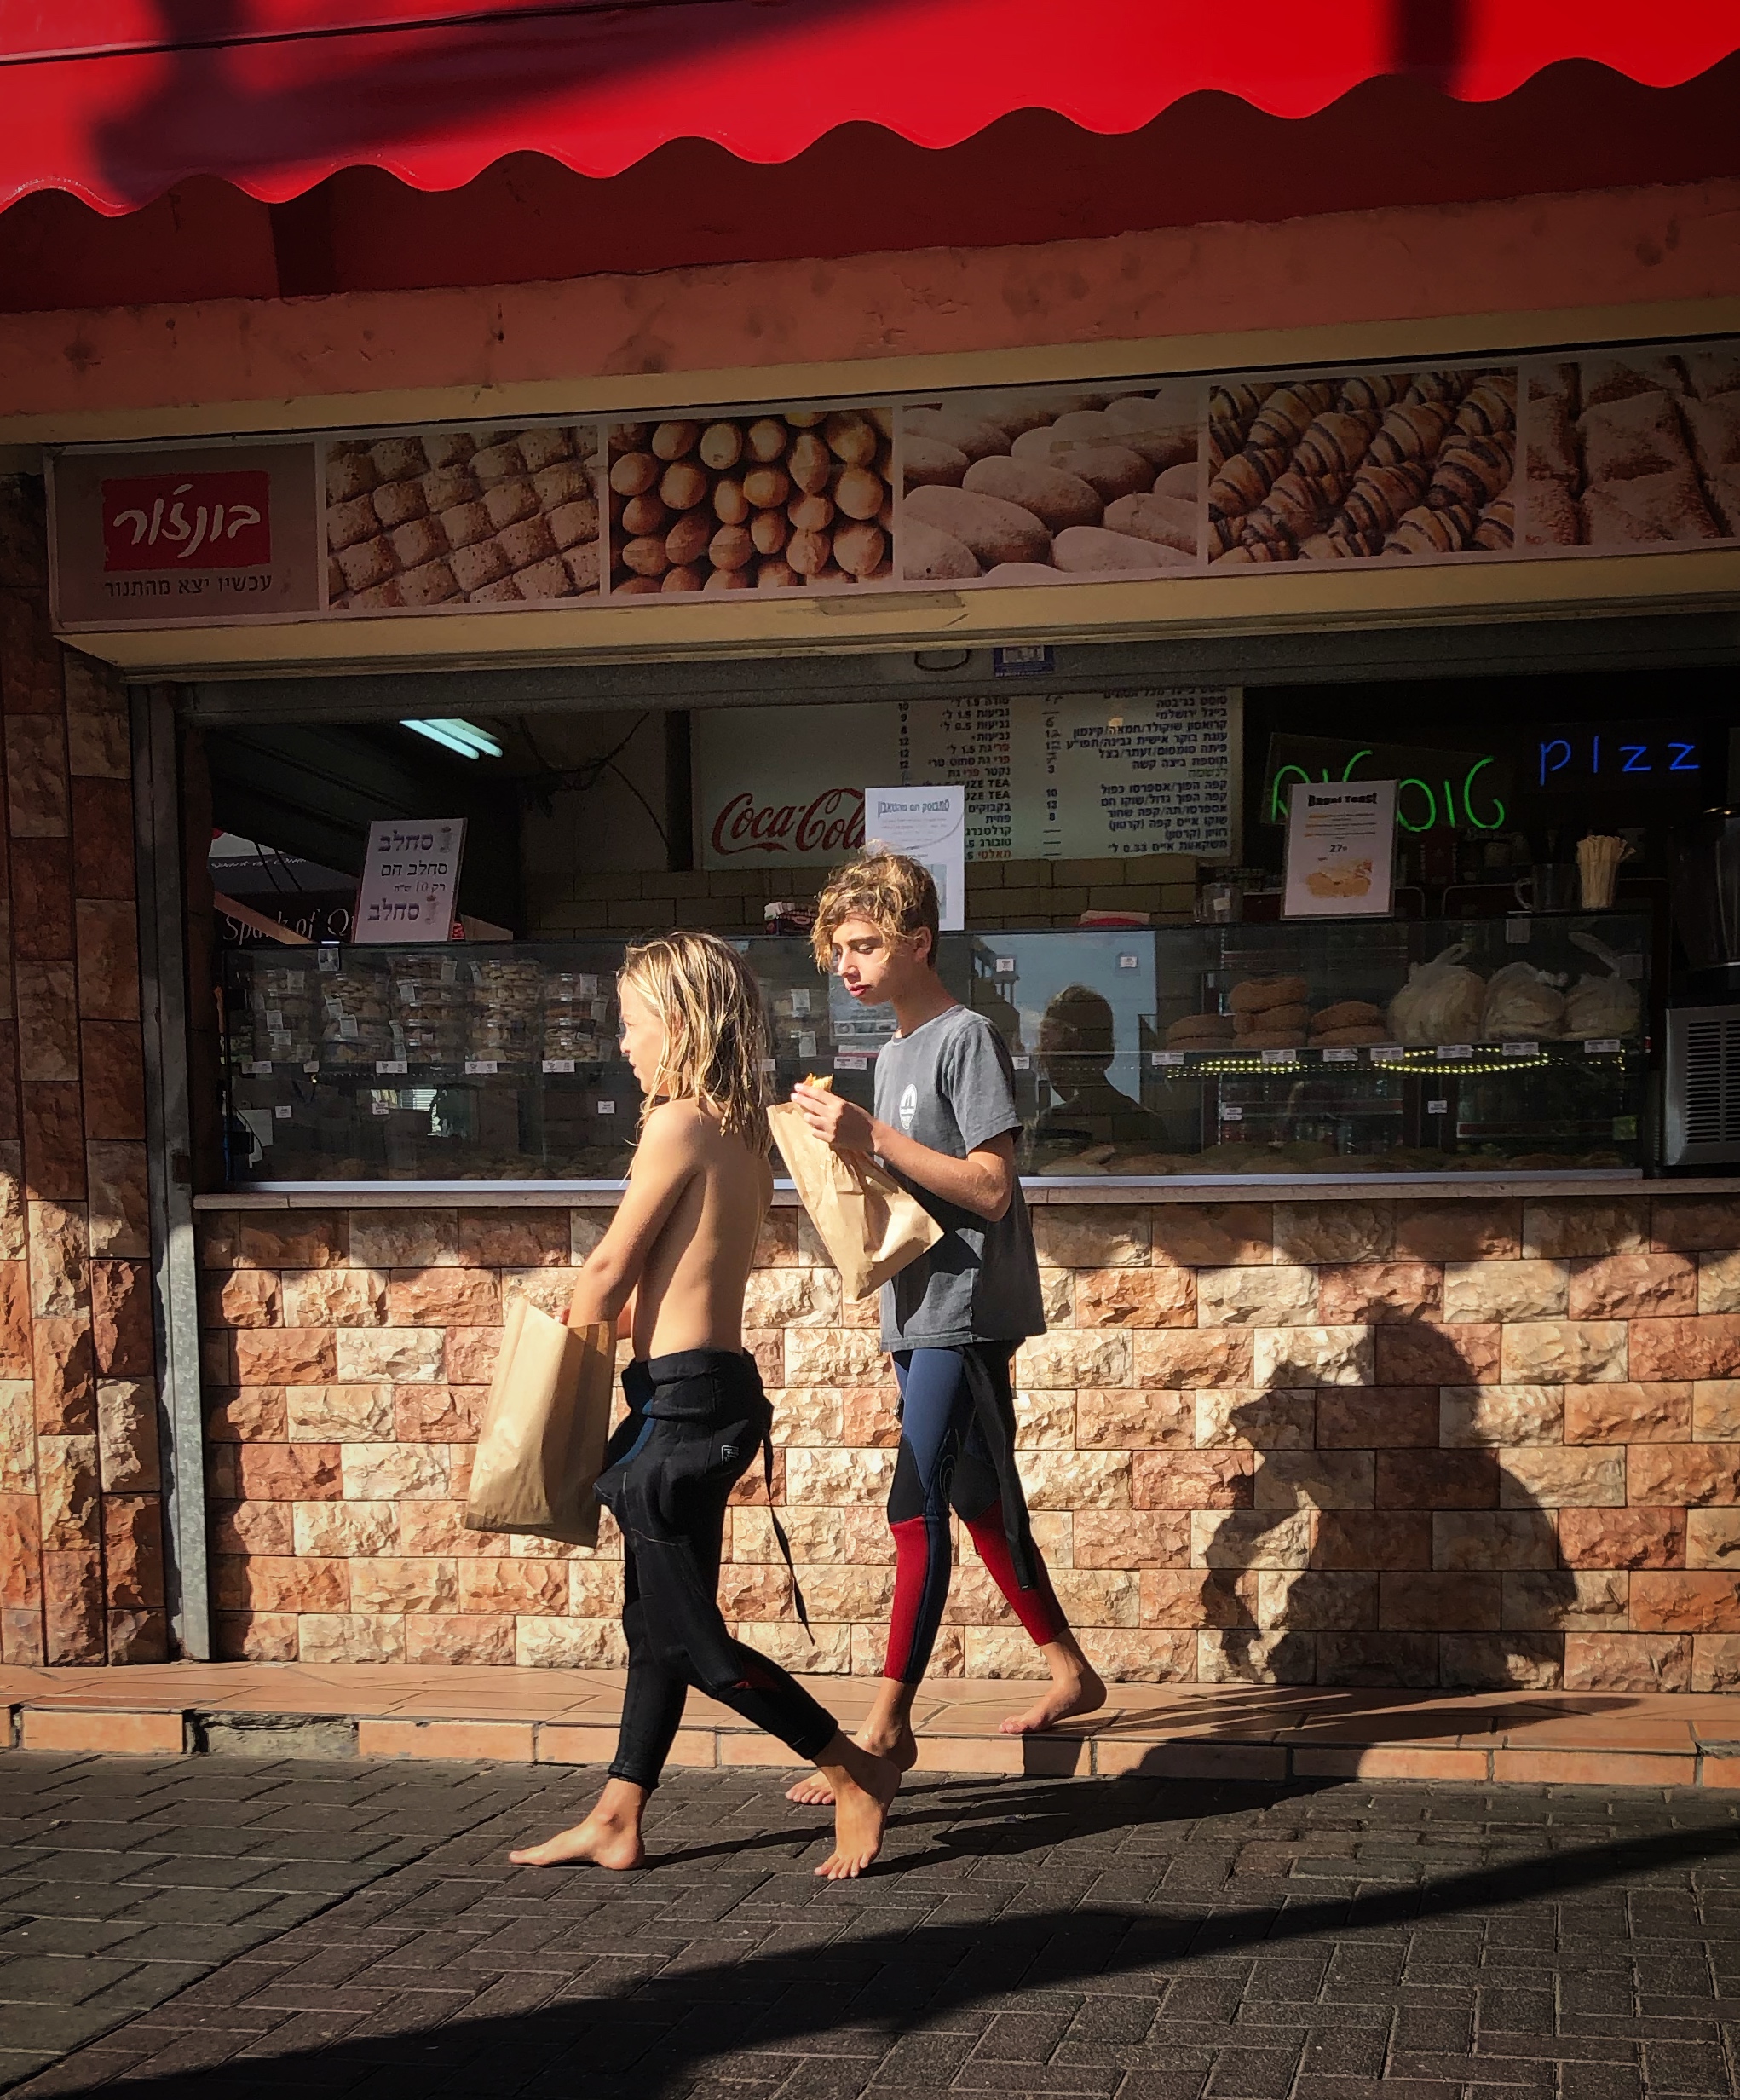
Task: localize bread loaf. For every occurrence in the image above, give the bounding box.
[1230,976,1308,1013]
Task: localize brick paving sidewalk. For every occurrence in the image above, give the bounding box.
[3,1752,1739,2099]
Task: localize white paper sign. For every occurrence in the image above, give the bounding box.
[354,818,466,943]
[1282,781,1396,920]
[864,785,965,931]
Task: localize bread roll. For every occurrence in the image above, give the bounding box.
[1230,976,1308,1013]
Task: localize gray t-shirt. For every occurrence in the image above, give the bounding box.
[874,1003,1046,1351]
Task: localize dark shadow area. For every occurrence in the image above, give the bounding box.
[28,1785,1740,2098]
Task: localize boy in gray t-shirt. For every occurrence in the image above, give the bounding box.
[786,851,1104,1806]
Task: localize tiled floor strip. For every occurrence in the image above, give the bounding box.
[3,1664,1737,1788]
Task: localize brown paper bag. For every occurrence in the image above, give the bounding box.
[464,1296,615,1548]
[768,1099,942,1301]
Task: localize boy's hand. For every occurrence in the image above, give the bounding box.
[792,1081,876,1153]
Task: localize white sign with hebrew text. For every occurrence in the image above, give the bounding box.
[354,818,466,943]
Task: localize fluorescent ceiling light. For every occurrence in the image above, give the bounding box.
[400,718,503,759]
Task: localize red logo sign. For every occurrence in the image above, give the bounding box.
[101,471,272,570]
[711,787,864,858]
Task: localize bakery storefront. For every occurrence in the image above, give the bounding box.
[43,331,1740,1693]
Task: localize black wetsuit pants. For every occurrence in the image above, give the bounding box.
[593,1348,838,1791]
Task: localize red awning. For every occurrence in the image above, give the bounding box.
[3,0,1737,216]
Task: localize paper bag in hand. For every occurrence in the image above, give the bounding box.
[768,1088,942,1302]
[464,1296,614,1549]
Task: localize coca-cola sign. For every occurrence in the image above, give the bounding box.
[710,787,864,858]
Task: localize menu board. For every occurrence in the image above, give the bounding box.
[695,687,1240,869]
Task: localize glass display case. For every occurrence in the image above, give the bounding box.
[220,914,1652,1187]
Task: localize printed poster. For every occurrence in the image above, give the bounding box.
[1282,781,1397,919]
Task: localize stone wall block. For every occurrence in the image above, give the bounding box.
[765,1387,844,1447]
[1380,1570,1500,1632]
[1317,1631,1441,1688]
[1196,1265,1316,1328]
[340,1441,450,1501]
[1253,1450,1374,1509]
[1256,1569,1377,1630]
[78,1022,145,1141]
[1439,1384,1564,1447]
[456,1209,569,1267]
[42,1547,104,1662]
[1317,1262,1442,1325]
[0,1260,30,1377]
[214,1612,300,1662]
[205,1385,286,1442]
[1015,1330,1130,1389]
[1693,1381,1740,1440]
[0,1491,42,1604]
[37,1433,99,1549]
[15,961,78,1082]
[0,1382,33,1493]
[404,1614,516,1664]
[1442,1259,1568,1324]
[1080,1629,1196,1683]
[1191,1508,1313,1570]
[1499,1320,1628,1385]
[1132,1451,1252,1510]
[1523,1198,1648,1260]
[32,1315,94,1436]
[458,1559,569,1613]
[88,1259,152,1381]
[838,1384,903,1448]
[5,715,69,837]
[286,1382,395,1442]
[1373,1321,1500,1386]
[1074,1265,1194,1328]
[26,1197,88,1317]
[1700,1249,1740,1315]
[1501,1569,1628,1630]
[498,1268,582,1319]
[348,1209,458,1270]
[1075,1388,1191,1450]
[1148,1203,1270,1268]
[1625,1443,1740,1507]
[1629,1572,1740,1633]
[235,1442,343,1501]
[107,1607,167,1663]
[1564,1630,1691,1693]
[83,1141,148,1260]
[1432,1509,1559,1572]
[1017,1450,1132,1511]
[1311,1510,1436,1570]
[1568,1252,1697,1321]
[10,837,72,961]
[1075,1509,1190,1569]
[1193,1388,1314,1450]
[1274,1201,1393,1266]
[1440,1632,1562,1689]
[1499,1446,1624,1509]
[1253,1324,1372,1389]
[292,1500,400,1557]
[1140,1568,1257,1627]
[386,1268,500,1328]
[349,1556,459,1614]
[23,1085,85,1203]
[444,1325,500,1388]
[206,1266,279,1330]
[233,1213,347,1270]
[0,1145,25,1260]
[1012,1391,1075,1448]
[234,1328,337,1385]
[1195,1628,1317,1686]
[777,1447,897,1508]
[1558,1507,1685,1569]
[1683,1509,1740,1568]
[70,776,135,900]
[102,1493,164,1609]
[394,1384,485,1441]
[1632,1315,1740,1381]
[297,1613,406,1664]
[785,1326,890,1388]
[1315,1388,1438,1448]
[1031,1205,1151,1268]
[1392,1197,1521,1262]
[1564,1382,1690,1445]
[211,1500,293,1555]
[62,659,130,780]
[742,1266,840,1330]
[279,1266,386,1327]
[1135,1328,1253,1389]
[73,900,139,1021]
[1374,1449,1497,1509]
[1691,1636,1740,1692]
[96,1377,160,1491]
[1651,1197,1740,1253]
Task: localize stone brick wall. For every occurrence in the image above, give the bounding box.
[525,854,1201,937]
[197,1189,1740,1693]
[0,478,165,1668]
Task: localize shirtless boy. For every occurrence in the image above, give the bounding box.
[510,932,899,1880]
[786,852,1104,1805]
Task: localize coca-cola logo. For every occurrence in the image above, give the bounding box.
[710,787,864,857]
[101,470,272,571]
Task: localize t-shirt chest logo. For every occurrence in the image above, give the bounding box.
[898,1082,918,1134]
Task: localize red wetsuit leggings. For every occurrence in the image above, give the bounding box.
[884,1342,1069,1684]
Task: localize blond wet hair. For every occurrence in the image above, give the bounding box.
[617,931,773,1154]
[810,848,941,973]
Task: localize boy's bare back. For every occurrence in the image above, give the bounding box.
[627,1099,771,1360]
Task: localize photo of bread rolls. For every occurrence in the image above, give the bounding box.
[898,382,1202,581]
[1521,342,1740,547]
[324,426,602,612]
[607,407,894,597]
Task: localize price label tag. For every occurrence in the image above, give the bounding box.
[317,949,339,972]
[246,1060,272,1077]
[1260,1049,1298,1066]
[542,1059,575,1076]
[302,1060,320,1076]
[1505,915,1530,944]
[595,1099,617,1116]
[1011,1055,1030,1070]
[1436,1044,1472,1060]
[1322,1047,1357,1064]
[790,988,811,1018]
[371,1099,391,1116]
[1427,1098,1449,1115]
[1501,1041,1539,1058]
[1584,1038,1623,1055]
[1368,1044,1403,1060]
[376,1059,407,1075]
[1117,954,1139,970]
[994,956,1016,974]
[464,1059,498,1076]
[273,1104,292,1121]
[798,1032,817,1058]
[1221,1105,1243,1122]
[833,1056,867,1071]
[1151,1050,1185,1068]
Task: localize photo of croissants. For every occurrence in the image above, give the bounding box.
[1522,343,1740,550]
[1207,366,1517,566]
[325,427,602,611]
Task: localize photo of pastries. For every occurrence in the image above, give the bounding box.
[605,408,894,597]
[1207,366,1517,565]
[324,426,602,612]
[897,382,1202,582]
[1521,343,1740,550]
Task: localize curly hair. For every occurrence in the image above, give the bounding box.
[617,930,772,1154]
[810,849,941,972]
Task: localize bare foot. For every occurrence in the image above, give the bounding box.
[815,1741,901,1881]
[508,1809,644,1872]
[786,1718,917,1808]
[999,1661,1108,1737]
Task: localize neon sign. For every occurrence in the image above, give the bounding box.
[1265,736,1508,834]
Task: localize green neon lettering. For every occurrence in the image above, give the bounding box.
[1269,764,1311,824]
[1462,754,1506,829]
[1340,748,1374,781]
[1397,777,1438,833]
